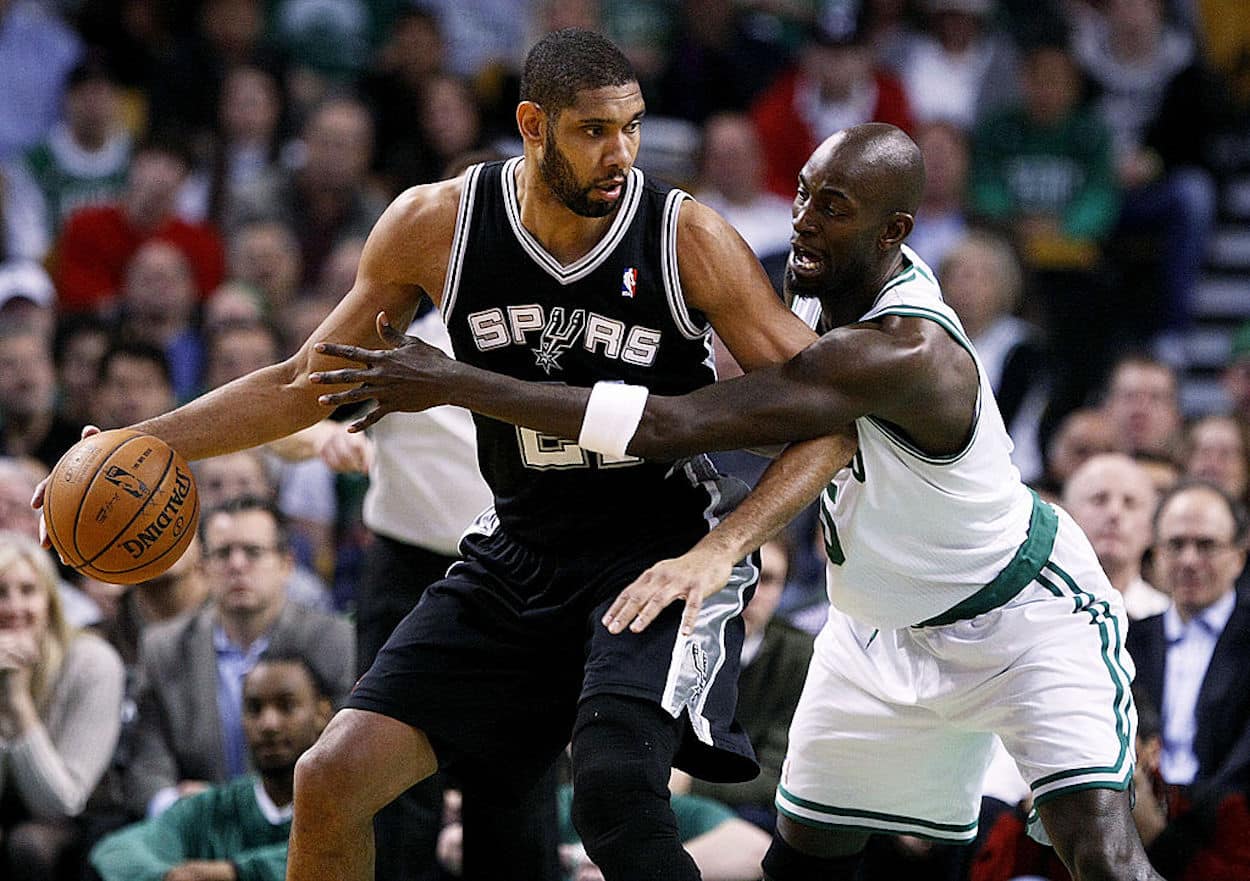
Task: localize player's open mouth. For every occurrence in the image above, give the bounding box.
[596,178,626,200]
[789,244,825,277]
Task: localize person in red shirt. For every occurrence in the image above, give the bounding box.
[750,22,915,198]
[53,136,225,314]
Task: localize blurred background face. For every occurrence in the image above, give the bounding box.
[421,76,481,164]
[203,508,291,618]
[0,464,40,539]
[57,326,110,423]
[125,150,189,226]
[231,221,303,309]
[743,540,789,635]
[1023,48,1080,125]
[806,44,870,99]
[1048,409,1120,485]
[65,77,121,146]
[301,100,373,191]
[1105,363,1181,456]
[0,555,49,640]
[220,65,281,144]
[940,240,1010,338]
[205,324,280,389]
[94,353,175,428]
[242,659,329,774]
[0,332,56,419]
[196,452,273,509]
[122,241,197,344]
[917,122,969,207]
[1064,454,1155,574]
[1154,487,1244,619]
[1186,417,1248,500]
[699,114,764,203]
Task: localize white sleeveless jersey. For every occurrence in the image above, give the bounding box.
[793,245,1036,629]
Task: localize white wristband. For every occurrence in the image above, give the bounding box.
[578,382,649,457]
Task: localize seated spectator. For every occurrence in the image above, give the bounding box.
[907,121,972,269]
[1184,415,1249,506]
[678,539,812,829]
[751,20,914,198]
[51,315,111,427]
[940,230,1047,481]
[5,50,132,261]
[0,530,124,881]
[227,96,388,288]
[121,497,353,819]
[0,258,57,342]
[1101,353,1183,460]
[54,136,226,314]
[692,113,794,289]
[1062,452,1170,619]
[202,319,285,395]
[0,323,81,471]
[227,219,304,314]
[118,240,204,401]
[90,651,333,881]
[1033,408,1119,501]
[899,0,1019,130]
[1127,481,1250,822]
[91,342,176,431]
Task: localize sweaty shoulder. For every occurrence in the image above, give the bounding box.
[360,176,467,307]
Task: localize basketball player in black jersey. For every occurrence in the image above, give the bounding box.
[36,29,852,881]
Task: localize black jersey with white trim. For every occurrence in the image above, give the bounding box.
[443,159,723,552]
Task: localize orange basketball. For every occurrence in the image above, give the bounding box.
[44,429,200,585]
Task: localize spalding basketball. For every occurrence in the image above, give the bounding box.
[44,429,199,585]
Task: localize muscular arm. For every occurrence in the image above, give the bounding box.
[134,182,460,460]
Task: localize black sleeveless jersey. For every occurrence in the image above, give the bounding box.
[443,159,724,552]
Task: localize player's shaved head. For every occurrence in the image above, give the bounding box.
[814,123,925,221]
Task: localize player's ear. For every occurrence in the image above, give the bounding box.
[880,212,914,250]
[516,101,546,146]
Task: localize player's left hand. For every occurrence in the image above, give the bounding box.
[603,548,735,637]
[311,312,455,432]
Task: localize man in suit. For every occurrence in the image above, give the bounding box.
[1127,480,1250,811]
[122,495,355,818]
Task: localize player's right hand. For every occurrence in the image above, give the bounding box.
[32,424,100,550]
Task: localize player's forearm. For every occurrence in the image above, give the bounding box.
[445,365,592,440]
[690,432,855,564]
[134,361,325,461]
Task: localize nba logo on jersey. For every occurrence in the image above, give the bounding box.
[621,267,637,298]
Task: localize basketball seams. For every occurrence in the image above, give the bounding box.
[78,443,176,567]
[53,429,139,566]
[85,493,199,580]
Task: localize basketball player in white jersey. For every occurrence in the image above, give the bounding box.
[312,123,1163,881]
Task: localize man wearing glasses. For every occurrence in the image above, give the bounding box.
[122,496,355,819]
[1127,479,1250,859]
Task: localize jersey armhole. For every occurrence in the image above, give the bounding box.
[440,162,486,324]
[662,190,710,340]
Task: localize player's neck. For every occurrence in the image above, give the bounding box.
[515,159,616,265]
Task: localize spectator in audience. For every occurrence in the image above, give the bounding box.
[4,50,131,261]
[1185,414,1250,505]
[1224,322,1250,430]
[90,651,333,881]
[0,323,80,471]
[969,41,1121,424]
[54,136,227,314]
[118,240,204,401]
[1063,452,1170,619]
[899,0,1019,130]
[1034,406,1119,500]
[677,538,812,829]
[181,63,286,227]
[203,282,266,339]
[1136,449,1185,499]
[228,219,304,315]
[907,121,971,269]
[91,342,176,431]
[1127,481,1250,828]
[416,74,487,185]
[203,319,284,394]
[1074,0,1221,352]
[1102,353,1183,459]
[0,530,124,881]
[940,230,1048,481]
[227,95,388,287]
[121,496,353,819]
[751,20,914,198]
[692,113,794,289]
[51,315,110,427]
[0,260,56,343]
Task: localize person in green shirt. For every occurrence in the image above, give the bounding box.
[89,652,332,881]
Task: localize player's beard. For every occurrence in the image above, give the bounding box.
[540,127,617,219]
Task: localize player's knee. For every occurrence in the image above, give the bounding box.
[569,747,670,846]
[1066,832,1153,881]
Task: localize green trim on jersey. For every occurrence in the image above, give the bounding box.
[916,490,1057,627]
[862,305,982,466]
[776,784,979,841]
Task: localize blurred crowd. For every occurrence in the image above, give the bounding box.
[1,0,1249,879]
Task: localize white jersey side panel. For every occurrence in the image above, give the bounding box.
[800,246,1036,629]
